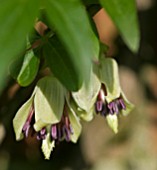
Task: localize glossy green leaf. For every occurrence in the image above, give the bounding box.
[9,55,24,80]
[43,35,82,91]
[0,0,39,90]
[45,0,99,87]
[99,58,121,102]
[106,114,118,134]
[82,0,99,5]
[13,94,34,141]
[41,132,55,160]
[100,0,140,52]
[72,70,101,112]
[34,76,65,131]
[17,49,40,86]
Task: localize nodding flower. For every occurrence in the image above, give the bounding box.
[95,87,126,117]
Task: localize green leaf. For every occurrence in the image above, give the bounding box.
[43,35,82,91]
[72,70,101,112]
[100,0,140,52]
[34,76,65,131]
[106,114,118,134]
[99,58,121,102]
[17,49,40,86]
[13,94,34,141]
[82,0,100,5]
[0,0,39,90]
[9,55,24,80]
[41,132,55,160]
[44,0,99,87]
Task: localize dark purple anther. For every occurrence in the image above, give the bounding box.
[37,128,47,140]
[108,102,114,115]
[51,125,57,140]
[95,101,104,113]
[100,104,108,116]
[22,107,34,137]
[113,102,119,114]
[40,128,46,139]
[57,124,62,141]
[40,128,46,135]
[22,122,31,137]
[118,98,126,110]
[62,125,71,142]
[108,101,120,115]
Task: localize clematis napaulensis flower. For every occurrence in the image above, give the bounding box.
[13,76,81,159]
[72,57,134,134]
[95,57,134,133]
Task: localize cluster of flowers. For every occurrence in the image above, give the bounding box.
[13,57,134,159]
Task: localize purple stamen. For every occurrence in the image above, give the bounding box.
[26,107,34,123]
[108,101,120,115]
[22,122,30,137]
[36,128,46,140]
[62,125,71,142]
[22,107,34,137]
[95,101,104,113]
[57,124,62,141]
[113,103,119,114]
[51,125,57,140]
[108,102,114,115]
[40,128,46,140]
[40,128,46,135]
[118,98,126,110]
[100,104,108,116]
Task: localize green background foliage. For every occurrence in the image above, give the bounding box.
[0,0,139,91]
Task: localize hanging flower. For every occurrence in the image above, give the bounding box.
[95,57,134,133]
[72,57,134,133]
[13,76,81,159]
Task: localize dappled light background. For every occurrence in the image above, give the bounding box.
[0,0,157,170]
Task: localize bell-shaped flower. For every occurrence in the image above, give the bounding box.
[94,57,134,133]
[13,76,82,159]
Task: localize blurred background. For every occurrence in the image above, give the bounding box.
[0,0,157,169]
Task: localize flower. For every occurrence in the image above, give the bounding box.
[93,57,134,133]
[71,57,134,133]
[13,76,81,159]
